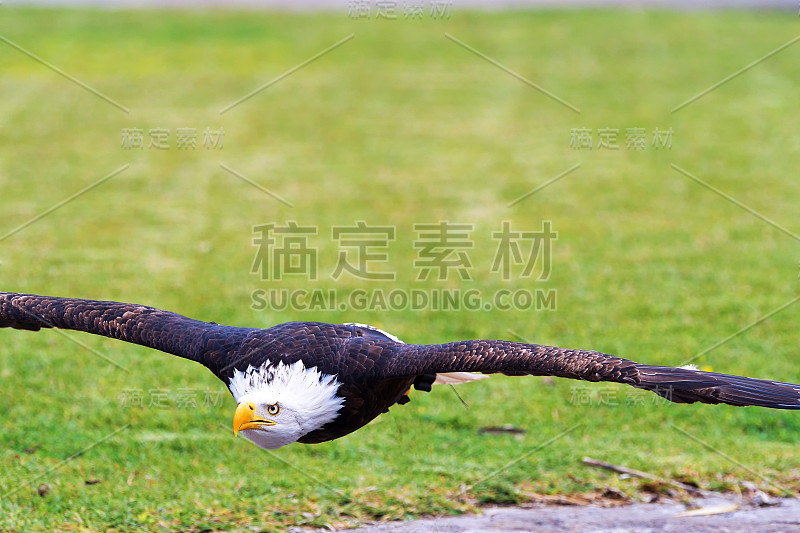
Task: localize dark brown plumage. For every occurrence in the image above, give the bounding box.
[2,292,800,444]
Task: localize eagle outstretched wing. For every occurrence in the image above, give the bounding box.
[360,339,800,409]
[0,292,220,368]
[0,293,342,382]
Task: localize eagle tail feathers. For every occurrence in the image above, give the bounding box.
[433,372,490,386]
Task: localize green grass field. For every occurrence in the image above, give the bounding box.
[1,6,799,532]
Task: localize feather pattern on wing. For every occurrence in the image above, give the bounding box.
[359,339,800,409]
[0,292,247,371]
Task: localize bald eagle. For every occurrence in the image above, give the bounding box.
[2,292,799,449]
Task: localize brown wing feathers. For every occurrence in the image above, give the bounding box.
[373,340,640,383]
[0,292,213,366]
[634,365,800,409]
[386,341,800,410]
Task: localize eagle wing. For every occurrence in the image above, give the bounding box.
[0,292,226,369]
[359,339,800,409]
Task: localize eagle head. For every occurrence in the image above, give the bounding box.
[229,360,344,449]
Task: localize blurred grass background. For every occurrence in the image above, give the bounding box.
[1,6,799,532]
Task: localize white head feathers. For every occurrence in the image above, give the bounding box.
[228,360,344,449]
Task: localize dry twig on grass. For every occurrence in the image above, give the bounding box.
[582,457,710,497]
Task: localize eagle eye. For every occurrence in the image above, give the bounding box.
[267,403,280,416]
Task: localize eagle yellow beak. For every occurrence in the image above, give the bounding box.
[233,402,276,436]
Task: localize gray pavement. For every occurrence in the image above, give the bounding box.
[325,496,800,533]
